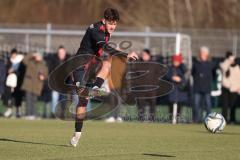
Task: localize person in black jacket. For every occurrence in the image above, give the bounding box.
[166,54,188,123]
[2,49,25,118]
[136,49,157,122]
[69,8,138,147]
[192,46,216,123]
[45,45,70,118]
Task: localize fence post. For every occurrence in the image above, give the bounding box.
[175,33,181,55]
[233,35,238,57]
[172,103,178,124]
[162,38,166,57]
[145,26,150,49]
[46,23,52,53]
[25,33,30,53]
[172,33,182,124]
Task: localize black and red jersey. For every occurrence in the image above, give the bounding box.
[77,21,111,57]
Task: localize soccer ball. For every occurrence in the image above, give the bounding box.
[204,112,226,133]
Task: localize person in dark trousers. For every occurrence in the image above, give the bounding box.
[21,52,48,120]
[220,51,240,124]
[192,46,216,123]
[2,49,25,118]
[166,54,187,123]
[135,49,157,122]
[46,45,70,118]
[104,54,128,123]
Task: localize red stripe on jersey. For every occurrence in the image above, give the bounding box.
[97,33,110,57]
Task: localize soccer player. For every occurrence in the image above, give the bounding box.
[70,8,138,147]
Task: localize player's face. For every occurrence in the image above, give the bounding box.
[11,53,17,59]
[58,48,66,60]
[142,52,151,61]
[229,55,236,64]
[199,51,209,61]
[33,53,42,62]
[173,61,181,67]
[105,20,117,34]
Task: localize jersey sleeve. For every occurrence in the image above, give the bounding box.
[90,27,105,46]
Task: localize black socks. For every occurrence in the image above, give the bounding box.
[93,77,104,88]
[74,77,104,132]
[75,120,83,132]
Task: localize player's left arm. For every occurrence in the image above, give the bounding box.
[102,42,139,60]
[91,29,138,60]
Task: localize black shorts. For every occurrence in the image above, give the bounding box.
[72,57,102,87]
[72,67,86,86]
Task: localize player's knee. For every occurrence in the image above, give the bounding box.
[102,61,111,71]
[76,112,85,120]
[76,107,86,120]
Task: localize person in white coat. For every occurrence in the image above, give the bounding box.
[220,51,240,124]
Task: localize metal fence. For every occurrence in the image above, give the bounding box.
[151,27,240,57]
[0,23,239,58]
[0,24,183,54]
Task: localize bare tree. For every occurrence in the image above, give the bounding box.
[168,0,176,28]
[0,0,239,29]
[185,0,195,28]
[205,0,214,26]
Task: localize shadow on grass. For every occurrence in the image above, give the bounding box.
[44,152,176,160]
[221,132,240,135]
[0,138,71,147]
[142,153,176,158]
[194,130,240,136]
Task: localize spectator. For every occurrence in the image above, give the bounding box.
[192,46,216,123]
[220,51,240,124]
[136,49,157,121]
[2,49,25,118]
[47,46,69,118]
[21,52,48,120]
[166,54,187,123]
[104,55,126,123]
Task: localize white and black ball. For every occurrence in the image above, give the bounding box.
[204,112,226,133]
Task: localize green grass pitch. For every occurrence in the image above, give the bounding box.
[0,119,239,160]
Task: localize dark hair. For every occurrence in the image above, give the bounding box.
[58,45,65,50]
[143,49,151,55]
[104,8,120,21]
[10,48,17,54]
[225,51,233,59]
